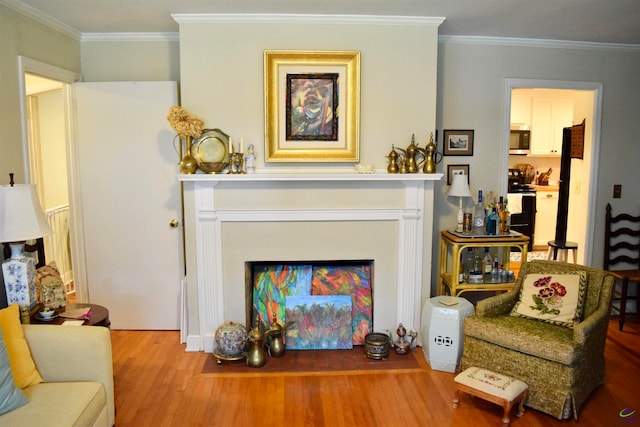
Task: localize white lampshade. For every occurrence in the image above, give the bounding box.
[447,174,473,232]
[447,174,472,200]
[0,184,52,243]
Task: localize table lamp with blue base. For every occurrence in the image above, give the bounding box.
[0,182,52,317]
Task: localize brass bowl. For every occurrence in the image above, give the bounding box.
[199,161,227,174]
[364,332,391,360]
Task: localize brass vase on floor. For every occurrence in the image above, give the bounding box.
[180,135,197,174]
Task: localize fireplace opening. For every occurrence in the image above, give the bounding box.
[245,260,373,350]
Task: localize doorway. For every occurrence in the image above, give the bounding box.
[17,56,87,301]
[503,79,603,266]
[17,61,184,329]
[24,74,75,298]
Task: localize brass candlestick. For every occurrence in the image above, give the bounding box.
[230,152,245,174]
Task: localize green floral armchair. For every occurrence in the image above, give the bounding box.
[460,260,614,420]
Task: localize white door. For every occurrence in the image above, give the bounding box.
[74,82,182,329]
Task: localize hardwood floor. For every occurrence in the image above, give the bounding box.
[110,316,639,427]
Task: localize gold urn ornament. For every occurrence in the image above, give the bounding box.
[418,132,442,174]
[179,135,198,174]
[387,145,399,173]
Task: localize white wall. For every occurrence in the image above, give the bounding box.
[32,89,69,209]
[81,39,180,82]
[6,7,640,306]
[177,19,441,335]
[177,22,439,169]
[0,5,80,184]
[436,39,640,286]
[78,30,640,308]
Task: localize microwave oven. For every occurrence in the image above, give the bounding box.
[510,130,531,155]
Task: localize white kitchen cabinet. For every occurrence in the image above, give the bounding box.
[534,190,559,247]
[510,90,532,127]
[530,97,574,156]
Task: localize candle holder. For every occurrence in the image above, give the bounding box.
[230,152,245,174]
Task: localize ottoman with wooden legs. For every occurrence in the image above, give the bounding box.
[453,367,528,427]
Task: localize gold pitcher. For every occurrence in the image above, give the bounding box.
[267,314,294,358]
[246,318,275,368]
[416,132,442,174]
[396,134,424,174]
[386,145,400,174]
[246,317,293,367]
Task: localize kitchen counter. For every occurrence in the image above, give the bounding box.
[531,185,559,192]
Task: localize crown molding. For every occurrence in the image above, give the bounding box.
[0,0,81,40]
[81,32,179,42]
[439,35,640,52]
[3,2,637,51]
[171,13,446,27]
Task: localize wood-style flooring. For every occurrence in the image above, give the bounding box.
[109,315,640,427]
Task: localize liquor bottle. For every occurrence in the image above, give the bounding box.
[460,247,473,283]
[483,248,492,273]
[502,197,511,234]
[498,195,506,234]
[485,191,494,213]
[486,207,498,235]
[468,249,484,284]
[473,190,486,235]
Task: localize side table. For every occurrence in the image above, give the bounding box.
[30,303,111,327]
[439,230,529,297]
[421,296,475,373]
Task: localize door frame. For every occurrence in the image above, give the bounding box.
[502,78,603,265]
[17,56,89,301]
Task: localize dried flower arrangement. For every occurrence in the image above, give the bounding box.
[166,106,204,138]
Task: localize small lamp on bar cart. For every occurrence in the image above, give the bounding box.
[0,178,52,314]
[447,174,473,233]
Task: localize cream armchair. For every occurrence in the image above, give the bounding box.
[460,260,614,420]
[1,325,114,426]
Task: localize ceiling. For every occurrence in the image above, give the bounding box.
[8,0,640,46]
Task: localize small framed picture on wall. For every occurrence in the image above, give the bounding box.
[443,130,474,156]
[447,164,470,185]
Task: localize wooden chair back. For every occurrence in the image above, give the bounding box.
[604,203,640,270]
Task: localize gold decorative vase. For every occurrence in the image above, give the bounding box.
[179,135,197,174]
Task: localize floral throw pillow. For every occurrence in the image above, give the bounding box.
[510,271,588,328]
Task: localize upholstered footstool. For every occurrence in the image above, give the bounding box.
[453,367,528,427]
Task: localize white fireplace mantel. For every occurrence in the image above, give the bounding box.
[178,170,443,183]
[179,171,443,352]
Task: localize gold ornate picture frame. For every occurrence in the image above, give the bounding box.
[264,50,360,162]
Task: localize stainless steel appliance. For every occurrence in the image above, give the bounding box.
[508,168,536,251]
[510,130,531,155]
[508,168,525,189]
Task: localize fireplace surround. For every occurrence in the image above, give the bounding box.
[180,171,442,352]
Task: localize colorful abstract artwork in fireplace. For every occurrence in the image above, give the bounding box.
[285,295,353,349]
[251,261,373,347]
